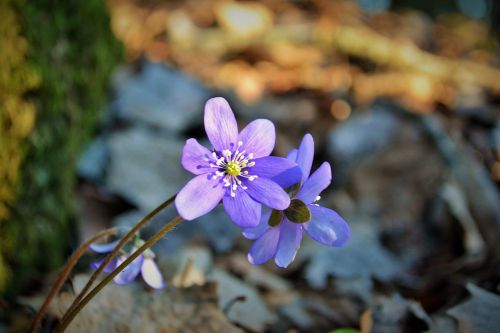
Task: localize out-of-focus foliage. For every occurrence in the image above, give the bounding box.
[0,0,40,291]
[106,0,499,113]
[0,0,122,295]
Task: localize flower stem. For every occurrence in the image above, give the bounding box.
[55,215,184,333]
[60,194,176,325]
[28,227,118,333]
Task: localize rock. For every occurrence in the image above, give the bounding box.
[370,294,431,333]
[77,137,108,183]
[279,298,315,330]
[327,106,399,177]
[110,61,209,133]
[234,95,317,126]
[105,127,190,210]
[303,223,404,289]
[47,275,243,333]
[227,253,292,292]
[328,107,445,263]
[447,283,500,333]
[196,206,242,254]
[208,268,277,332]
[113,205,241,256]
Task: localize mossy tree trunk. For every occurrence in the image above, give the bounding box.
[0,0,123,297]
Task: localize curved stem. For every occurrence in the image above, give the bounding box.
[55,215,184,333]
[61,194,176,323]
[28,227,118,333]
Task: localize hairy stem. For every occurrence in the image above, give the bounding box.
[58,194,176,329]
[28,227,118,333]
[55,215,184,332]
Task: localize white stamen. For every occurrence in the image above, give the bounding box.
[206,140,261,198]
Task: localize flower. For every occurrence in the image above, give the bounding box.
[90,237,165,289]
[175,97,302,227]
[243,134,350,268]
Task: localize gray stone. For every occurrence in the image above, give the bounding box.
[110,61,209,133]
[106,127,190,210]
[234,94,317,125]
[327,106,399,165]
[196,206,242,254]
[77,137,108,183]
[303,223,404,288]
[208,269,277,332]
[448,284,500,333]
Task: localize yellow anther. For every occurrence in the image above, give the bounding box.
[226,161,241,176]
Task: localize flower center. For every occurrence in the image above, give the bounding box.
[226,161,241,176]
[208,141,258,197]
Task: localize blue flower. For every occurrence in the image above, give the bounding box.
[175,97,301,227]
[90,238,165,289]
[243,134,350,268]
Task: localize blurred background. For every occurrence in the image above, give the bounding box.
[1,0,500,332]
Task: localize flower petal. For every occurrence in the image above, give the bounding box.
[245,177,290,210]
[114,254,144,285]
[296,162,332,204]
[89,239,119,253]
[90,258,118,274]
[141,258,165,289]
[181,138,213,175]
[204,97,238,151]
[248,226,280,265]
[250,156,302,188]
[296,134,314,183]
[223,188,261,228]
[175,174,226,220]
[243,210,271,239]
[304,205,350,247]
[275,220,302,268]
[238,119,275,158]
[286,148,298,161]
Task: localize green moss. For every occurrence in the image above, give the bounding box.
[0,0,40,292]
[0,0,123,296]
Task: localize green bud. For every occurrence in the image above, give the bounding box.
[284,199,311,223]
[268,209,283,227]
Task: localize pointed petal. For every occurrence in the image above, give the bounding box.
[175,174,225,220]
[296,162,332,204]
[223,189,261,228]
[245,177,290,210]
[114,254,144,285]
[89,239,119,253]
[248,226,280,265]
[181,138,213,175]
[250,156,302,188]
[141,258,165,289]
[90,258,118,274]
[243,210,271,239]
[296,134,314,183]
[204,97,238,151]
[238,119,275,158]
[304,205,350,247]
[275,220,303,268]
[286,148,298,161]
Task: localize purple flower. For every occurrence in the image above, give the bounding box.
[90,238,165,289]
[243,134,350,268]
[175,97,302,227]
